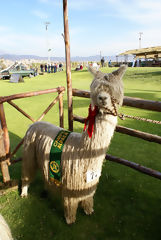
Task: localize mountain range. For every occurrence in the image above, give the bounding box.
[0,53,131,62]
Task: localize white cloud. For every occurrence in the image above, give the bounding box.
[1,0,161,57]
[38,0,49,3]
[31,10,49,19]
[102,0,161,27]
[69,23,161,57]
[37,0,95,11]
[68,0,94,10]
[37,0,61,7]
[0,30,65,57]
[0,25,10,32]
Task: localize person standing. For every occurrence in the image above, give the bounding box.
[40,64,44,72]
[48,64,51,73]
[45,64,47,72]
[108,59,112,67]
[51,63,54,73]
[54,63,57,73]
[101,57,105,67]
[59,62,63,71]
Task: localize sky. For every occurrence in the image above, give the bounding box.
[0,0,161,58]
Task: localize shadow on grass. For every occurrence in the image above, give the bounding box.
[125,88,161,93]
[0,131,22,182]
[8,166,161,240]
[2,126,161,240]
[134,71,161,77]
[95,167,161,240]
[124,91,161,101]
[63,98,90,109]
[9,131,22,154]
[71,69,88,73]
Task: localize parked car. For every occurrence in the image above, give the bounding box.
[0,69,10,79]
[9,69,36,77]
[0,62,37,80]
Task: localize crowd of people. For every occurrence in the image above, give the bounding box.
[40,63,63,73]
[39,59,114,74]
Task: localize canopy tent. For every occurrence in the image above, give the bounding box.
[119,46,161,59]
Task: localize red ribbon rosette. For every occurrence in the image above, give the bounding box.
[83,104,99,138]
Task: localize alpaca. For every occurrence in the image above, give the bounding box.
[21,65,127,224]
[0,214,13,240]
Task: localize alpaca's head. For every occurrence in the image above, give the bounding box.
[89,65,127,112]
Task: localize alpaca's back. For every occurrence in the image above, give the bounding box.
[22,121,62,185]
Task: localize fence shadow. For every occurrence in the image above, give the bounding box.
[134,71,161,77]
[63,98,90,109]
[124,91,161,101]
[9,164,161,240]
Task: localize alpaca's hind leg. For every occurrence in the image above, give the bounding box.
[63,197,79,224]
[21,146,37,198]
[81,196,94,215]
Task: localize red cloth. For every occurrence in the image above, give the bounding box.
[84,104,99,138]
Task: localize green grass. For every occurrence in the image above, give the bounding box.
[0,67,161,240]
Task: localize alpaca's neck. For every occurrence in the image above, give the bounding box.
[81,113,117,153]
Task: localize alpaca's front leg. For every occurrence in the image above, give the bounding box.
[21,181,29,197]
[81,196,94,215]
[63,197,79,224]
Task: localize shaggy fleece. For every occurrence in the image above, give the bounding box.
[21,65,127,224]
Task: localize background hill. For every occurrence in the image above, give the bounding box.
[0,53,130,62]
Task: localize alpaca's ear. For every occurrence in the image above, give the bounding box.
[112,65,127,78]
[88,66,98,76]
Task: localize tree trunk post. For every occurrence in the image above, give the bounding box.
[63,0,73,131]
[0,104,10,183]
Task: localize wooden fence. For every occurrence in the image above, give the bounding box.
[0,86,65,183]
[72,88,161,180]
[1,85,161,185]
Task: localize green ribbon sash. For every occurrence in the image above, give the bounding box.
[49,130,70,186]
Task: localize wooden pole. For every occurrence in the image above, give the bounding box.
[36,94,61,122]
[116,125,161,144]
[72,88,90,99]
[0,126,10,183]
[63,0,73,131]
[0,128,6,162]
[0,104,10,156]
[73,114,161,144]
[0,104,10,183]
[8,100,35,122]
[72,88,161,112]
[123,96,161,112]
[106,154,161,180]
[0,87,65,104]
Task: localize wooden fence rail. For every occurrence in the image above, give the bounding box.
[106,154,161,180]
[0,87,65,104]
[73,115,161,144]
[0,87,65,183]
[72,88,161,112]
[72,88,161,143]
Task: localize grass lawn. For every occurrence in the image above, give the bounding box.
[0,67,161,240]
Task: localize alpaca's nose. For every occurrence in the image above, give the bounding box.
[99,96,107,102]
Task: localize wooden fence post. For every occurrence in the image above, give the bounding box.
[63,0,73,131]
[0,104,10,183]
